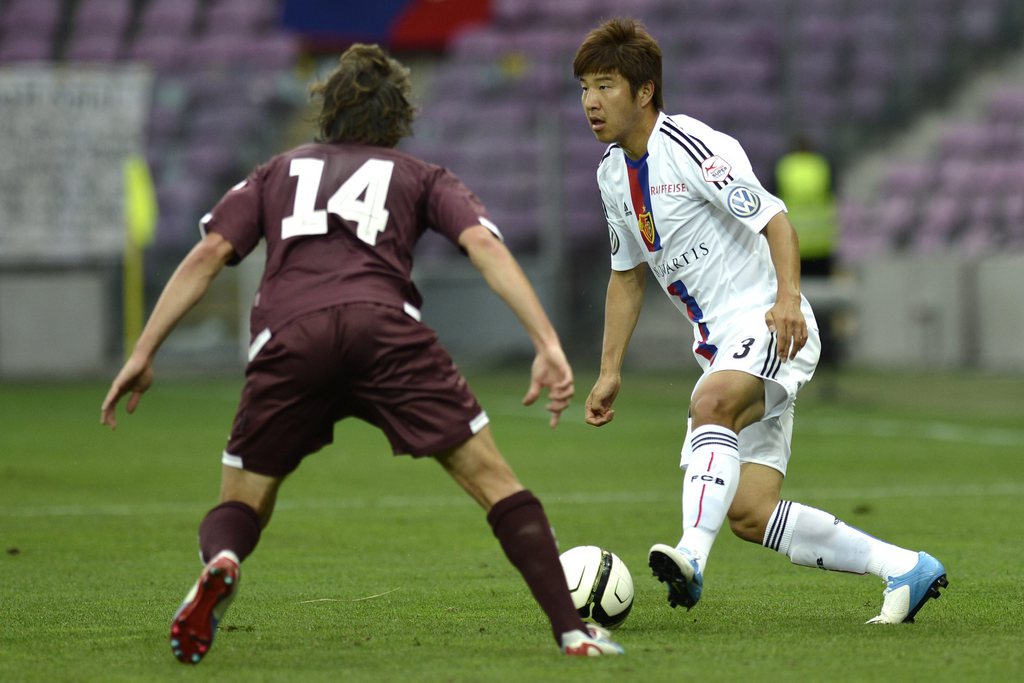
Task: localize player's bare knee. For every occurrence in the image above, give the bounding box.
[690,393,750,431]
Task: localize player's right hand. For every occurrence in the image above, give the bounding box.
[585,374,621,426]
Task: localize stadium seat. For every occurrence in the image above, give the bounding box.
[230,33,300,71]
[881,161,936,199]
[987,86,1024,123]
[135,0,200,39]
[202,0,279,35]
[72,0,134,38]
[450,25,511,61]
[0,0,63,37]
[182,31,249,68]
[123,32,187,72]
[154,176,209,247]
[0,33,54,62]
[64,33,122,63]
[937,123,994,159]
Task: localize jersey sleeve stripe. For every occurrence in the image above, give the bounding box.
[663,119,716,157]
[660,128,705,166]
[660,127,728,190]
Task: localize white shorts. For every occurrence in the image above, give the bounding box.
[680,307,819,475]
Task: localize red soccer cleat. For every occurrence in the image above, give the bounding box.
[169,551,240,664]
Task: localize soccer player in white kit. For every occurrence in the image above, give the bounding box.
[573,17,947,624]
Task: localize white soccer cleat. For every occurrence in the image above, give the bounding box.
[560,624,624,656]
[866,551,948,624]
[648,543,703,610]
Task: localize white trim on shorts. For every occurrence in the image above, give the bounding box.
[469,411,489,434]
[403,302,422,321]
[222,451,244,469]
[248,328,272,362]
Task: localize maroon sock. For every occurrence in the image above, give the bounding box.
[198,501,262,564]
[487,490,587,642]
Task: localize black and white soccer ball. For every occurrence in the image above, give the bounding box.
[559,545,634,629]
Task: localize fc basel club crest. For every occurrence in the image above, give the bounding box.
[637,208,661,251]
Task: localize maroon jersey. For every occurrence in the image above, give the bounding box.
[201,142,492,336]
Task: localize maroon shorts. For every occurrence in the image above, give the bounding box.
[224,303,487,477]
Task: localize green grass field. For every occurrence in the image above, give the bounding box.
[1,368,1022,682]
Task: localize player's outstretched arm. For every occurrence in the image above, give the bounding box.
[585,266,645,426]
[100,233,235,429]
[459,225,573,428]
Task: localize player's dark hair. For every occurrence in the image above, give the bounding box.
[573,17,663,111]
[310,43,416,147]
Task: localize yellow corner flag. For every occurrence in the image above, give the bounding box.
[122,154,158,358]
[124,154,157,248]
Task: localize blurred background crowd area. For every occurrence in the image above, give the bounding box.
[2,0,1024,374]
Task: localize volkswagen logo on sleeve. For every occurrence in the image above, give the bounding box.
[726,186,761,218]
[609,226,620,255]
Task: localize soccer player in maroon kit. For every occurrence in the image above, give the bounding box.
[100,44,623,661]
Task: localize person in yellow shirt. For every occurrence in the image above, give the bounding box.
[774,135,837,278]
[775,136,841,366]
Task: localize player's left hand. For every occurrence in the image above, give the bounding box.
[100,354,155,430]
[765,297,808,361]
[523,345,575,428]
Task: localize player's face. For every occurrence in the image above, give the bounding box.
[580,72,649,153]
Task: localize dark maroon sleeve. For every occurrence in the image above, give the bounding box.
[424,168,493,244]
[201,167,265,263]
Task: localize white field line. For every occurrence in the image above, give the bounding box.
[2,481,1022,519]
[488,403,1024,449]
[798,416,1023,448]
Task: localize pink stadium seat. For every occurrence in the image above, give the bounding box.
[937,123,993,160]
[987,87,1024,124]
[135,0,199,39]
[64,33,122,62]
[202,0,279,35]
[1,0,63,36]
[230,33,300,70]
[123,32,187,72]
[0,33,53,62]
[881,161,935,198]
[73,0,134,37]
[183,31,246,68]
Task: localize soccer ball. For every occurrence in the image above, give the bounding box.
[559,545,634,629]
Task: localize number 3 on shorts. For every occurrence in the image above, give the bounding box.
[732,337,756,359]
[282,157,394,245]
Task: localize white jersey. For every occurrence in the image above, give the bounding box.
[598,111,814,371]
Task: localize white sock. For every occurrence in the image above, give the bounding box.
[677,426,740,573]
[763,501,919,578]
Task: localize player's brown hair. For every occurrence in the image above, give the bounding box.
[573,17,663,111]
[310,43,416,147]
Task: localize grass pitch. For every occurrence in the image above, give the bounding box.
[1,367,1022,682]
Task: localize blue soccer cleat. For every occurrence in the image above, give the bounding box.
[648,544,703,610]
[866,551,948,624]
